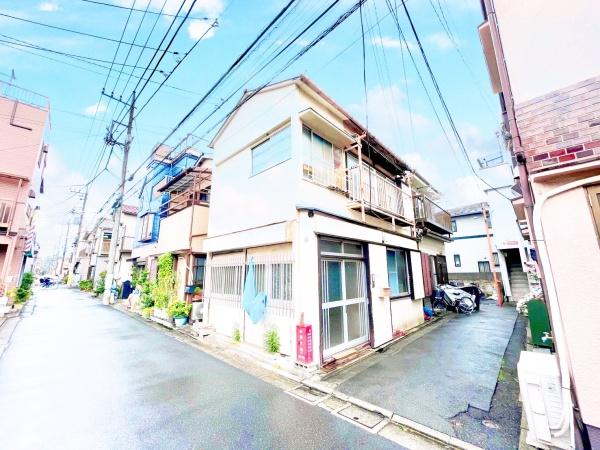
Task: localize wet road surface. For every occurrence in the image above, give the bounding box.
[0,288,399,450]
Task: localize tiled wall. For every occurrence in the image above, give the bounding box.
[515,75,600,172]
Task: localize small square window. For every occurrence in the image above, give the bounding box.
[478,261,491,273]
[454,254,461,267]
[451,220,457,232]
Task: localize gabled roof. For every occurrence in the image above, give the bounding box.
[208,75,436,188]
[448,202,489,217]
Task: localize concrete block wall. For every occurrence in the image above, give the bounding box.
[516,75,600,172]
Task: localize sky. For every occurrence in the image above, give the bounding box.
[0,0,516,258]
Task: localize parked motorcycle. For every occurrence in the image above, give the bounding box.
[431,285,476,315]
[449,282,485,311]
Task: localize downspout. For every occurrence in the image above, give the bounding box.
[482,206,503,306]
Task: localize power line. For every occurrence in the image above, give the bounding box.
[397,0,511,201]
[0,12,180,54]
[81,0,215,20]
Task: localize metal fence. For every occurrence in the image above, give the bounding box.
[205,253,295,319]
[0,81,50,110]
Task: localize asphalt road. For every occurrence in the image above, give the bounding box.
[327,299,519,446]
[0,288,399,450]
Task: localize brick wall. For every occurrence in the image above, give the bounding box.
[515,75,600,172]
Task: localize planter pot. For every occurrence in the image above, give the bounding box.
[173,316,188,327]
[153,307,169,320]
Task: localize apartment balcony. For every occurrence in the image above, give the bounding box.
[347,164,414,225]
[414,195,452,235]
[120,236,134,252]
[0,200,14,230]
[0,81,50,110]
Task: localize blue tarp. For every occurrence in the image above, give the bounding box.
[242,258,267,324]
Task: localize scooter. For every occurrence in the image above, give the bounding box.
[431,285,476,315]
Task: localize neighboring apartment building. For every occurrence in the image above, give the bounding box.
[131,145,211,300]
[0,81,50,295]
[203,76,451,368]
[75,205,137,285]
[479,1,600,447]
[445,201,530,300]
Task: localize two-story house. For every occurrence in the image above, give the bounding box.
[75,205,138,286]
[0,81,50,295]
[203,76,450,368]
[445,202,529,300]
[131,145,211,300]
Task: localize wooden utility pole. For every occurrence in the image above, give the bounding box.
[483,206,503,307]
[102,92,135,305]
[58,216,72,280]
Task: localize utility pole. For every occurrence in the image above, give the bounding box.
[58,215,73,280]
[482,205,503,307]
[102,91,135,305]
[68,185,89,279]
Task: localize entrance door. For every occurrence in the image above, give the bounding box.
[320,239,369,358]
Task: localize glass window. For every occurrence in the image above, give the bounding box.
[251,126,290,175]
[271,263,292,300]
[478,261,491,273]
[321,240,343,254]
[302,126,343,187]
[454,254,461,267]
[451,220,457,232]
[493,252,500,266]
[387,249,410,296]
[342,242,362,255]
[192,255,206,287]
[344,261,360,299]
[324,261,342,302]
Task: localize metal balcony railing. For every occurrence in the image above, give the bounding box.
[414,195,452,234]
[0,81,50,110]
[347,164,411,221]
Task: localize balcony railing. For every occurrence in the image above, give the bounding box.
[347,165,411,221]
[414,195,452,234]
[161,187,210,217]
[121,236,134,252]
[0,81,50,110]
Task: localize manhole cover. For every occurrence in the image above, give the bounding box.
[321,396,347,411]
[338,404,385,428]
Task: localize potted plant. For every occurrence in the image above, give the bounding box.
[192,286,202,301]
[184,285,196,294]
[168,301,192,327]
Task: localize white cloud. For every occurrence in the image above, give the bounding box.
[371,36,415,51]
[83,102,107,116]
[38,2,59,12]
[119,0,224,40]
[426,32,456,50]
[188,20,216,40]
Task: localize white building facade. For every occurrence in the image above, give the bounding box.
[203,76,451,367]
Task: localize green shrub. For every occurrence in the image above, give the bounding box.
[167,301,191,318]
[265,329,280,353]
[151,253,176,309]
[14,272,34,303]
[79,279,93,292]
[141,306,153,318]
[94,271,106,295]
[233,328,241,343]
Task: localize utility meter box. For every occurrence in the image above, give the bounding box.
[518,351,572,450]
[296,324,313,365]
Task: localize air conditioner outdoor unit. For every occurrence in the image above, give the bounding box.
[518,351,573,450]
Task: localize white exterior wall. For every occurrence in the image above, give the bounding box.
[493,0,600,104]
[445,214,499,274]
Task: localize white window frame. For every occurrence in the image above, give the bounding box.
[251,125,291,176]
[386,248,411,298]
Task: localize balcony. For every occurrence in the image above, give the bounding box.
[0,81,50,110]
[347,164,413,224]
[414,195,452,235]
[0,200,13,228]
[159,167,210,217]
[120,236,134,252]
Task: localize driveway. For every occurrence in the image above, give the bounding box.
[326,299,521,448]
[0,288,399,450]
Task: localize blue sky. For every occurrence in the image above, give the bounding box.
[0,0,514,257]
